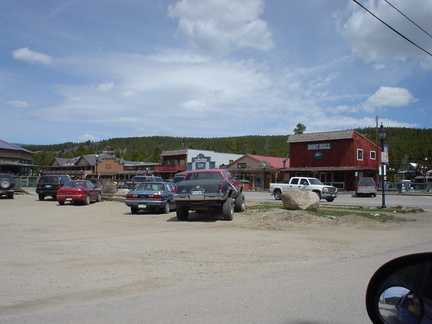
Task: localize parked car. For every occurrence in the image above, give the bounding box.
[356,177,377,197]
[0,173,14,199]
[36,174,71,200]
[57,180,102,205]
[125,181,175,214]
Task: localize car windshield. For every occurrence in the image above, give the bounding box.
[136,183,165,191]
[63,181,84,188]
[132,176,149,181]
[185,172,223,180]
[39,176,58,183]
[309,178,324,185]
[359,178,375,185]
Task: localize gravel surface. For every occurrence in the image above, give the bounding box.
[1,192,431,323]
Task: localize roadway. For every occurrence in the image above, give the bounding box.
[244,191,432,211]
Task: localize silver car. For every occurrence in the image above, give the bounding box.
[356,177,377,197]
[125,182,175,214]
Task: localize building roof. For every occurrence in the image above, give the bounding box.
[0,139,34,154]
[227,154,288,169]
[161,148,188,156]
[287,130,355,143]
[247,154,288,168]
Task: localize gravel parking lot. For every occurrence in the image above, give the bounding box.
[1,191,432,323]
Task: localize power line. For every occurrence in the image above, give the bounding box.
[383,0,432,39]
[352,0,432,57]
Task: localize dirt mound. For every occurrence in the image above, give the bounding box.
[234,206,404,231]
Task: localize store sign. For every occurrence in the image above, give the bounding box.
[307,143,331,150]
[190,153,215,170]
[314,152,324,160]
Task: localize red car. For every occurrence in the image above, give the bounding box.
[57,180,102,205]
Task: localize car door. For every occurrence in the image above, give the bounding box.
[289,178,300,189]
[299,178,309,191]
[86,181,97,200]
[165,183,174,208]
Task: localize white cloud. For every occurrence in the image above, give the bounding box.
[6,100,29,108]
[341,0,432,65]
[168,0,274,55]
[365,86,418,108]
[22,50,421,140]
[78,134,99,142]
[95,82,114,92]
[12,47,53,65]
[180,99,208,112]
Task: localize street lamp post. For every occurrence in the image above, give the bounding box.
[258,161,270,191]
[95,154,99,178]
[378,124,386,208]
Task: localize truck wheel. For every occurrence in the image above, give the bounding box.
[234,193,246,212]
[326,198,334,202]
[0,177,10,190]
[274,190,282,200]
[176,206,189,221]
[222,198,234,220]
[314,191,322,200]
[38,194,45,201]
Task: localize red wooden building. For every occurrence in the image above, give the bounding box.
[284,130,381,191]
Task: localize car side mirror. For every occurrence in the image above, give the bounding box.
[365,252,432,324]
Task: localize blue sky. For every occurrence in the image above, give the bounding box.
[1,0,431,145]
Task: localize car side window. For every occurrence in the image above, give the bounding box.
[291,178,299,185]
[185,173,196,180]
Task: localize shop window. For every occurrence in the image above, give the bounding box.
[357,149,364,161]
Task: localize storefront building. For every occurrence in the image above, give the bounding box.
[155,149,243,179]
[0,139,35,175]
[284,130,381,191]
[43,154,158,179]
[226,154,288,190]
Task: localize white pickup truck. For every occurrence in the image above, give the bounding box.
[269,177,338,202]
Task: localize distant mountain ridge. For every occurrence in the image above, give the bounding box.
[21,127,432,170]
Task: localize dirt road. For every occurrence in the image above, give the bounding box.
[1,192,432,323]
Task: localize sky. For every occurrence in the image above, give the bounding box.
[1,0,432,145]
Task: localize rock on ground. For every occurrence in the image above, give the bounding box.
[281,189,320,211]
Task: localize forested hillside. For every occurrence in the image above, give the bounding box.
[23,127,432,170]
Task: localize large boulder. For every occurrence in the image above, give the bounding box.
[281,190,320,211]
